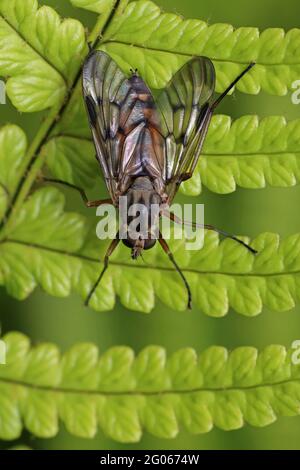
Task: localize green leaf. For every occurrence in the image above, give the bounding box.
[100,41,188,90]
[0,125,27,219]
[0,0,87,111]
[1,332,300,442]
[1,165,300,316]
[70,0,115,14]
[0,0,124,240]
[100,0,300,95]
[0,186,87,299]
[45,136,98,188]
[46,113,300,195]
[0,0,298,316]
[0,0,297,248]
[183,115,300,195]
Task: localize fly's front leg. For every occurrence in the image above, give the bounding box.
[39,177,113,208]
[85,232,120,307]
[159,232,192,310]
[146,167,168,203]
[153,179,168,203]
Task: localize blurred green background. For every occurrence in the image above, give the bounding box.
[1,0,300,450]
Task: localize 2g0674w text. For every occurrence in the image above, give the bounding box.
[99,453,200,467]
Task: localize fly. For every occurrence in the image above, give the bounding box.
[50,51,257,309]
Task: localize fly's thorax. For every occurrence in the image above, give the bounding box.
[119,178,162,257]
[128,75,159,124]
[128,75,153,98]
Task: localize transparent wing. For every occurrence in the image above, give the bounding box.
[155,57,215,201]
[83,51,129,199]
[83,50,165,201]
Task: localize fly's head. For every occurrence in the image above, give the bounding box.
[120,184,160,259]
[123,235,157,260]
[129,67,139,77]
[122,210,158,259]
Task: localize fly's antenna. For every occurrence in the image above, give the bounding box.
[139,252,152,267]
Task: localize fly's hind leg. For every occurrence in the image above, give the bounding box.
[161,209,257,255]
[211,63,255,110]
[39,177,112,207]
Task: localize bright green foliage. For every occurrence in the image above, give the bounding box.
[70,0,115,13]
[45,136,98,188]
[0,0,299,315]
[0,0,87,111]
[0,0,299,447]
[1,144,300,315]
[0,125,27,219]
[183,115,300,195]
[46,110,300,195]
[101,0,300,94]
[0,186,87,299]
[80,229,300,316]
[1,332,300,442]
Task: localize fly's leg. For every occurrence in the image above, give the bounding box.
[158,232,192,310]
[144,166,168,202]
[39,177,112,208]
[85,233,120,307]
[211,63,255,110]
[161,209,257,255]
[87,35,102,52]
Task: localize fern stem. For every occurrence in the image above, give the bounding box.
[1,238,296,278]
[0,376,298,396]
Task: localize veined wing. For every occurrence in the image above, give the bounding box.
[155,57,215,202]
[82,51,165,201]
[83,50,131,200]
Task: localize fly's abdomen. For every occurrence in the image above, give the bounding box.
[118,76,166,182]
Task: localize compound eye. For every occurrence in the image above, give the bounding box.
[143,238,156,250]
[122,238,135,249]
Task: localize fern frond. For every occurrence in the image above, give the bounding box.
[0,1,298,314]
[45,136,98,188]
[0,184,89,300]
[0,0,125,238]
[0,0,87,111]
[183,115,300,195]
[0,139,299,316]
[46,113,300,196]
[0,125,27,219]
[70,0,115,13]
[99,0,300,95]
[0,0,296,255]
[1,332,300,442]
